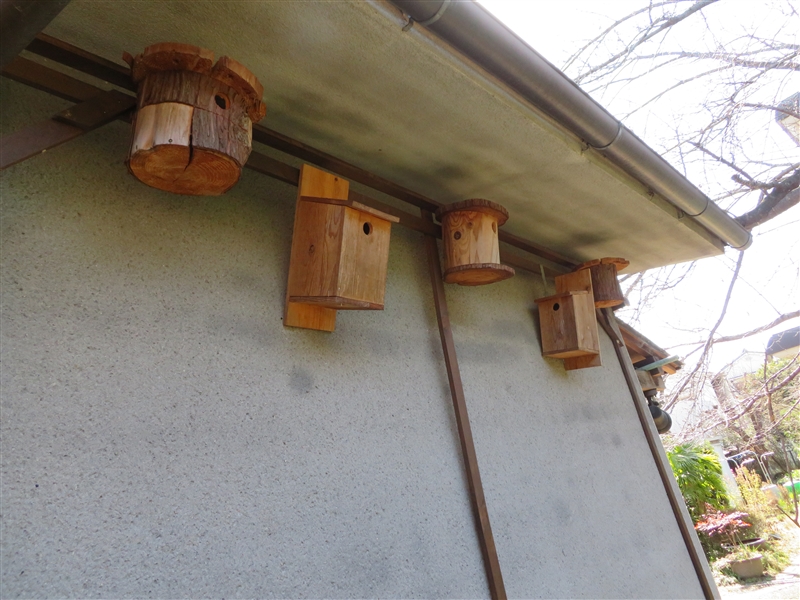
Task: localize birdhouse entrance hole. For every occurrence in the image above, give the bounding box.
[284,165,400,332]
[124,43,266,196]
[435,199,515,286]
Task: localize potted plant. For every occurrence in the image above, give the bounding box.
[694,505,764,579]
[726,546,764,579]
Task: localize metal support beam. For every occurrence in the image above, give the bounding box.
[1,52,566,277]
[0,88,134,170]
[21,33,577,272]
[597,308,719,600]
[423,210,506,600]
[0,0,71,68]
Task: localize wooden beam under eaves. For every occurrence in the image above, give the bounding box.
[1,88,134,170]
[20,34,579,273]
[3,44,573,276]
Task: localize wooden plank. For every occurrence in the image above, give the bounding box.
[336,206,392,307]
[15,36,580,271]
[3,54,571,280]
[0,118,82,170]
[54,89,135,130]
[597,309,719,600]
[2,56,102,102]
[563,354,602,370]
[536,292,598,358]
[284,165,349,331]
[555,268,592,296]
[27,33,136,91]
[422,210,507,600]
[300,195,400,223]
[1,89,135,171]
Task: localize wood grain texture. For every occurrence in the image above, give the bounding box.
[336,206,392,307]
[128,69,253,194]
[211,55,266,121]
[127,102,241,195]
[573,257,629,308]
[535,290,600,358]
[18,37,579,272]
[440,206,514,285]
[300,195,400,223]
[130,42,214,83]
[555,268,593,297]
[6,48,576,280]
[563,353,602,370]
[442,263,514,286]
[284,165,350,331]
[286,165,394,314]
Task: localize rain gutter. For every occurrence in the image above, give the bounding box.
[387,0,752,250]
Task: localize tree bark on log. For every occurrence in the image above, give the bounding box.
[127,71,252,195]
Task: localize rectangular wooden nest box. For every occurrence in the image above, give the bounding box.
[535,269,601,369]
[285,164,399,332]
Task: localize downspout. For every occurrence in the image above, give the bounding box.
[386,0,752,250]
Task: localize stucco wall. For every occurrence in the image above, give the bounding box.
[1,79,703,598]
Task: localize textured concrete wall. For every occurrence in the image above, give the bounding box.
[1,79,703,598]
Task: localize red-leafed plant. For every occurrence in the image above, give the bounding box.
[694,504,752,547]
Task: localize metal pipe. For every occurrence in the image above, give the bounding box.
[0,0,71,68]
[598,309,720,599]
[387,0,752,250]
[636,356,681,371]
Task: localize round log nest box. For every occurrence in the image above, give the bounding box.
[435,199,515,285]
[124,43,266,195]
[573,257,630,308]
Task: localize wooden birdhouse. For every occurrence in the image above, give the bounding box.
[572,257,630,309]
[284,164,399,332]
[435,199,515,285]
[124,43,266,195]
[535,268,601,370]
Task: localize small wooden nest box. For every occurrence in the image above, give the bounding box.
[573,257,630,308]
[435,199,515,285]
[535,269,601,370]
[285,164,399,332]
[124,42,266,195]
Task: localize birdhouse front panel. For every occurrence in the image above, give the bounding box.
[536,291,599,358]
[443,209,501,266]
[435,199,515,286]
[285,165,399,329]
[336,207,392,309]
[286,200,346,305]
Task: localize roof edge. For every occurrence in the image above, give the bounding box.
[385,0,752,251]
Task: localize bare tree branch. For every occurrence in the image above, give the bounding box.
[736,169,800,230]
[664,251,744,410]
[573,0,722,84]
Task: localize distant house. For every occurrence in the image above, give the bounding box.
[767,326,800,360]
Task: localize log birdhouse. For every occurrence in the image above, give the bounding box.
[435,199,515,285]
[124,43,266,195]
[535,268,601,370]
[284,164,399,332]
[572,257,630,308]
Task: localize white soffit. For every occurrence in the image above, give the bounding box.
[42,0,723,272]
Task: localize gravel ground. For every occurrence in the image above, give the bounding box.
[719,525,800,600]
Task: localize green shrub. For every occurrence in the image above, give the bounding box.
[734,467,782,536]
[668,443,731,521]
